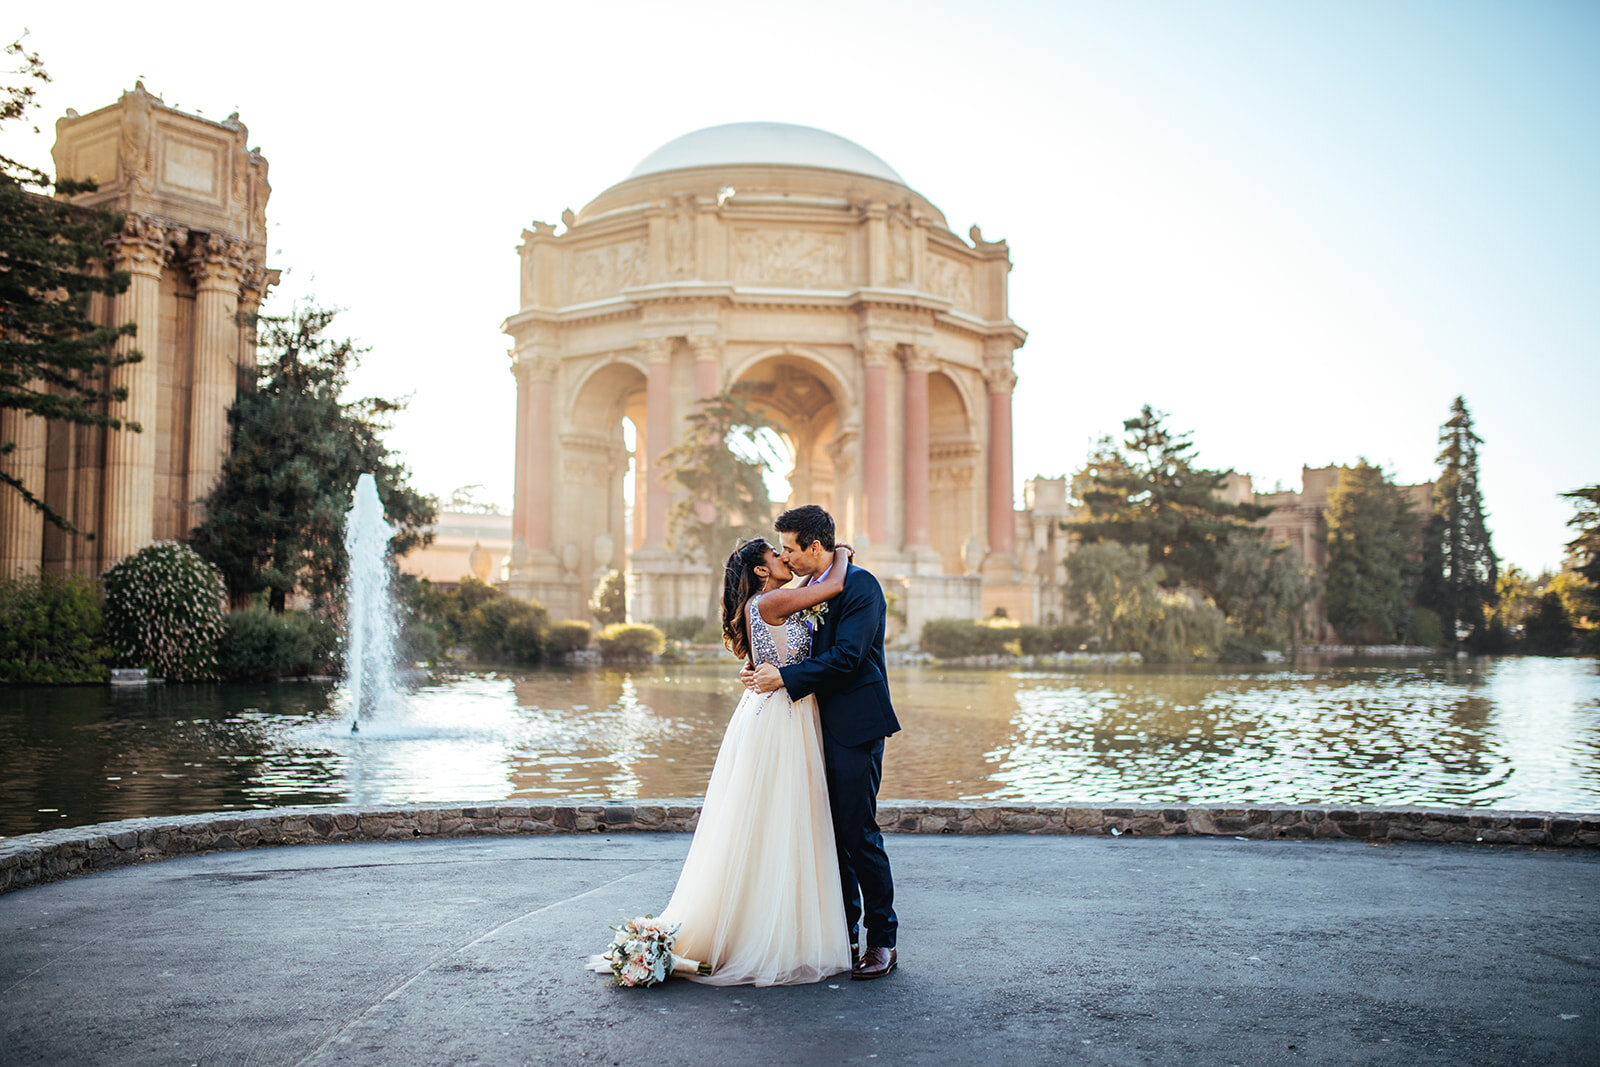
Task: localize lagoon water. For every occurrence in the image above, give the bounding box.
[2,656,1597,837]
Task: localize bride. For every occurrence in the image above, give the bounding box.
[622,537,854,986]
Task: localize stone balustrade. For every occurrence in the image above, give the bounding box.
[3,801,1597,894]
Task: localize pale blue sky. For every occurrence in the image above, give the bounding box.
[5,1,1595,572]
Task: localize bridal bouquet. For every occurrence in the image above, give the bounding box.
[602,915,711,987]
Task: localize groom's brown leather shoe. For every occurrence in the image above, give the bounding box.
[852,946,896,980]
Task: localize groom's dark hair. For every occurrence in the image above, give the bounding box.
[774,504,835,552]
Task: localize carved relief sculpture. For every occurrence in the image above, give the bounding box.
[733,230,846,288]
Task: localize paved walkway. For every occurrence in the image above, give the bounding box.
[1,834,1596,1066]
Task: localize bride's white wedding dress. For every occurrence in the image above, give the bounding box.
[649,593,850,986]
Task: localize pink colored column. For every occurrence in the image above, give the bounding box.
[645,345,672,545]
[987,370,1017,555]
[527,370,554,552]
[862,344,891,546]
[511,363,532,548]
[902,352,931,548]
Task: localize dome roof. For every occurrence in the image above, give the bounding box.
[625,122,905,185]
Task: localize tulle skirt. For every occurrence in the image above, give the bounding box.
[658,684,852,986]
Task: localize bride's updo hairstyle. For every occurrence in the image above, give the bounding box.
[722,537,772,663]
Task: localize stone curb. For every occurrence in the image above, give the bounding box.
[3,801,1597,895]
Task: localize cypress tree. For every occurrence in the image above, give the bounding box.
[1426,396,1498,645]
[190,304,435,611]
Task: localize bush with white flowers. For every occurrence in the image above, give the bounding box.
[103,541,227,681]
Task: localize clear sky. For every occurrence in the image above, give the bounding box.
[5,1,1595,573]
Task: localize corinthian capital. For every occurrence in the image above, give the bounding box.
[904,344,938,374]
[110,213,188,276]
[510,348,557,384]
[640,336,673,364]
[985,365,1018,394]
[238,259,272,309]
[688,335,722,363]
[861,338,897,368]
[188,232,250,291]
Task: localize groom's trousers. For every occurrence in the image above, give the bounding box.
[823,735,897,949]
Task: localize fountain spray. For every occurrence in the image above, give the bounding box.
[343,473,398,732]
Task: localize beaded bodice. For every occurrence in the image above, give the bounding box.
[748,593,813,667]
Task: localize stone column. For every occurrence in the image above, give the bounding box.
[689,335,721,400]
[0,402,46,575]
[235,260,272,378]
[186,233,248,526]
[985,364,1018,557]
[902,344,935,551]
[510,354,533,552]
[861,339,893,547]
[642,337,673,547]
[525,361,556,556]
[689,336,721,527]
[103,213,184,565]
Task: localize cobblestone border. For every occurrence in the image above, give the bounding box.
[3,801,1597,893]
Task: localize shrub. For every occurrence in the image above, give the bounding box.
[650,617,705,642]
[919,618,1012,659]
[1048,623,1092,651]
[102,541,226,681]
[0,573,112,684]
[465,594,550,665]
[590,570,627,626]
[596,622,665,662]
[1406,606,1445,649]
[217,607,338,681]
[543,619,593,658]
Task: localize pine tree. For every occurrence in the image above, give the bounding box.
[1561,485,1600,638]
[1323,461,1416,644]
[190,304,435,611]
[1068,406,1272,594]
[1424,396,1498,645]
[1,37,137,533]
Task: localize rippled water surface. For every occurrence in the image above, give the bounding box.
[2,657,1597,835]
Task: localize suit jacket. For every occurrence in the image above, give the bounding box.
[779,562,901,748]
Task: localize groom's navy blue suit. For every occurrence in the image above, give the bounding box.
[779,562,900,950]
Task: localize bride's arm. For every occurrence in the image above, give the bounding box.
[755,546,851,623]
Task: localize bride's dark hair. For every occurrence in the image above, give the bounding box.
[721,538,772,664]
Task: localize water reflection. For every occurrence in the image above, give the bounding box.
[1,657,1596,836]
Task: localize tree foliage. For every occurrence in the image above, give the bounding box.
[590,569,627,626]
[1062,540,1226,661]
[1,37,137,533]
[658,388,782,569]
[1213,537,1319,650]
[190,304,435,611]
[1418,396,1498,645]
[1323,462,1417,644]
[1067,406,1271,594]
[1562,485,1600,627]
[0,572,111,683]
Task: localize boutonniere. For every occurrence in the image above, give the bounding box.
[796,601,829,632]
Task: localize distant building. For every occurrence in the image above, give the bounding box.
[1017,466,1434,639]
[399,512,513,591]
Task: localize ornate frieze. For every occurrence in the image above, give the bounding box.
[667,195,697,277]
[569,239,646,303]
[924,254,973,308]
[733,229,846,288]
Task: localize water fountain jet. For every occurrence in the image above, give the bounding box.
[343,473,399,732]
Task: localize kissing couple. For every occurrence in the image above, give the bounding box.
[596,504,900,985]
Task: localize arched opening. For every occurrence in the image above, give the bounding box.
[928,370,979,573]
[564,360,647,578]
[729,354,844,521]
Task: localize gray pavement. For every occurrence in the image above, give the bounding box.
[1,834,1597,1066]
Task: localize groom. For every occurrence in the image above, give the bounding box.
[743,504,900,980]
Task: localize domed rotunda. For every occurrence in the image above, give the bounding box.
[503,123,1029,631]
